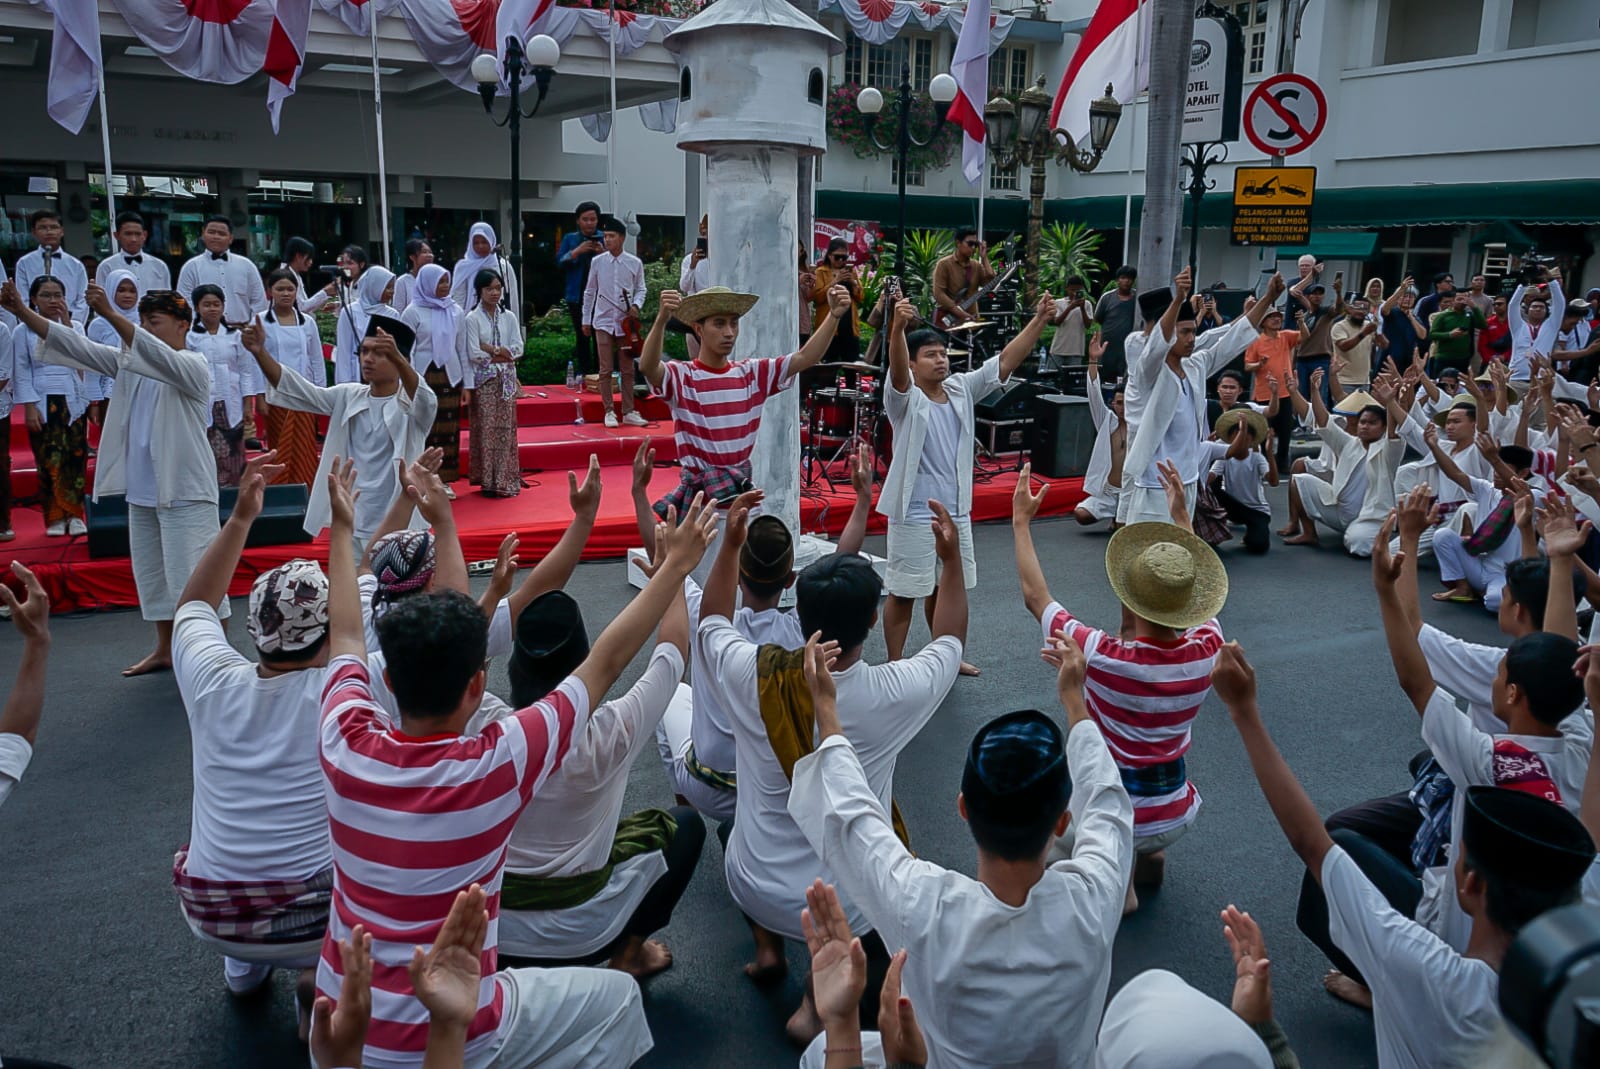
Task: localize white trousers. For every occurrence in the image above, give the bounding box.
[1434,528,1508,611]
[1117,481,1198,527]
[653,682,737,825]
[129,500,226,622]
[885,514,976,599]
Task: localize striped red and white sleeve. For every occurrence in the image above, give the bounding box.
[1042,600,1096,649]
[510,677,591,801]
[320,655,378,727]
[756,354,796,396]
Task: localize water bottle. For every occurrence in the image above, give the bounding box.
[565,360,577,390]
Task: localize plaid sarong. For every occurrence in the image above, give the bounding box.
[1122,757,1188,799]
[1462,494,1516,555]
[652,461,753,519]
[172,846,333,945]
[684,742,736,793]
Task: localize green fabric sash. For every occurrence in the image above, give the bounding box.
[500,808,677,912]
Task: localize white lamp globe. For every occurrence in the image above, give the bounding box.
[470,53,500,87]
[526,34,561,69]
[928,73,958,104]
[856,86,884,115]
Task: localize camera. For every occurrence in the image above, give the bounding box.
[1501,902,1600,1068]
[695,237,708,255]
[1518,251,1559,287]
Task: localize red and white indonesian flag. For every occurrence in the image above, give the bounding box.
[945,0,990,185]
[45,0,103,133]
[1050,0,1149,147]
[495,0,557,72]
[265,0,311,133]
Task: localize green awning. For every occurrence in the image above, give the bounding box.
[1276,232,1379,259]
[820,179,1600,236]
[1470,220,1537,251]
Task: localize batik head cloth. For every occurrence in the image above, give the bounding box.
[248,559,330,654]
[369,529,436,621]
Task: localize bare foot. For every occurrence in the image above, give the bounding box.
[1431,588,1478,603]
[744,925,787,986]
[1275,524,1297,536]
[123,651,173,677]
[610,937,673,979]
[959,661,981,677]
[1133,850,1166,888]
[1323,970,1373,1010]
[1282,533,1321,547]
[785,993,824,1048]
[1122,881,1140,916]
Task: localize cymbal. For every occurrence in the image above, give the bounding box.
[943,320,993,332]
[818,361,879,373]
[945,348,971,356]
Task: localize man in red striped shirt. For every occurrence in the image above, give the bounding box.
[638,283,852,518]
[1013,462,1227,915]
[313,458,717,1069]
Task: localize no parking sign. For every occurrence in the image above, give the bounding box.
[1243,73,1327,157]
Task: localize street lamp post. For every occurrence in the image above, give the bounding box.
[472,34,560,314]
[985,77,1122,304]
[855,64,959,280]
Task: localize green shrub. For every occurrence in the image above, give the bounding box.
[518,316,685,385]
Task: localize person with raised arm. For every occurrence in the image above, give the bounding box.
[312,458,715,1069]
[0,563,50,810]
[243,310,436,553]
[1280,368,1406,555]
[3,278,218,677]
[879,289,1053,675]
[1213,639,1593,1068]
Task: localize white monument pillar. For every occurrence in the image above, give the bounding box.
[665,0,841,542]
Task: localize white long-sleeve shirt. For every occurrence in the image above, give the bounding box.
[1507,278,1564,380]
[790,721,1132,1069]
[581,251,645,335]
[13,321,95,422]
[177,251,267,325]
[399,304,473,389]
[14,247,90,324]
[261,308,325,386]
[187,326,255,425]
[37,321,218,507]
[97,250,173,295]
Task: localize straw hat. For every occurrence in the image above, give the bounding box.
[1432,392,1479,427]
[1105,523,1228,630]
[1214,407,1269,444]
[671,286,759,331]
[1474,371,1527,399]
[1331,390,1378,416]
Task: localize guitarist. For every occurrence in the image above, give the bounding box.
[932,227,996,327]
[581,216,648,428]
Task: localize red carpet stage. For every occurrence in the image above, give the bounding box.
[2,385,1084,614]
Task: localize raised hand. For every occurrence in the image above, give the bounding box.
[663,492,717,572]
[801,880,866,1032]
[1041,628,1086,699]
[1173,265,1193,299]
[240,315,267,356]
[1222,905,1274,1026]
[1088,332,1108,363]
[309,925,373,1069]
[409,886,488,1032]
[1262,272,1286,303]
[569,454,602,520]
[232,450,285,525]
[371,328,404,368]
[1035,293,1055,320]
[802,631,842,739]
[720,489,766,550]
[1157,459,1190,529]
[850,445,874,501]
[632,439,656,495]
[0,562,50,644]
[1012,463,1049,523]
[1372,511,1405,588]
[1396,484,1438,544]
[327,456,360,533]
[929,500,960,562]
[1539,494,1592,559]
[1474,431,1501,462]
[1310,367,1325,393]
[878,949,928,1067]
[488,532,521,601]
[827,284,853,319]
[892,297,917,333]
[1209,641,1257,710]
[657,289,682,321]
[0,281,22,316]
[404,464,453,527]
[85,282,112,319]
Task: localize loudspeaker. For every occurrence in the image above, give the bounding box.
[974,380,1052,422]
[87,484,313,559]
[1030,394,1096,479]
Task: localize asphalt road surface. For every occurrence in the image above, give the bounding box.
[0,489,1509,1068]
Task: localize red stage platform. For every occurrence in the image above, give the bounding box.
[1,384,1084,614]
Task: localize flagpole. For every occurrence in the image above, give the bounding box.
[96,70,116,256]
[977,151,987,241]
[1122,0,1143,267]
[606,0,619,217]
[369,15,392,263]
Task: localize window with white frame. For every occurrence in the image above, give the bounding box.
[1229,0,1271,75]
[891,156,926,188]
[843,35,935,91]
[990,162,1020,192]
[987,45,1032,96]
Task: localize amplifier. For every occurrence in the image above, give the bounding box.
[977,418,1032,455]
[974,379,1053,422]
[87,484,313,559]
[1030,394,1096,479]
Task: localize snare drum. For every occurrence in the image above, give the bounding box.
[811,388,856,439]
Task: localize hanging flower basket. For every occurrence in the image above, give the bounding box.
[827,81,959,173]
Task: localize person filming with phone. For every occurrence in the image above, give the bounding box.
[811,238,864,363]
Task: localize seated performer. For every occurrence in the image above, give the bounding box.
[309,464,715,1069]
[1422,428,1537,609]
[638,283,850,517]
[880,292,1053,675]
[170,454,331,1035]
[699,497,965,1044]
[3,280,221,678]
[1213,639,1595,1067]
[1015,463,1225,914]
[490,588,706,980]
[244,312,436,553]
[1073,336,1126,529]
[790,620,1133,1069]
[1281,371,1405,556]
[1203,407,1278,555]
[931,227,995,327]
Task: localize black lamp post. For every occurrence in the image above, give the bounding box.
[1180,141,1228,278]
[855,63,959,280]
[985,77,1122,304]
[472,34,560,313]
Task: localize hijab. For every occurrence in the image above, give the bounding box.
[344,266,396,358]
[104,268,146,312]
[412,263,462,374]
[450,222,501,308]
[1094,970,1273,1069]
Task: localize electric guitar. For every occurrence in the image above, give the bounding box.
[934,237,1021,328]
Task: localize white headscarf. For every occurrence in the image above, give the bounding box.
[450,222,501,308]
[104,267,146,312]
[1094,970,1273,1069]
[412,263,464,379]
[343,266,395,353]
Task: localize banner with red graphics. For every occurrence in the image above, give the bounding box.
[817,0,1014,52]
[113,0,277,83]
